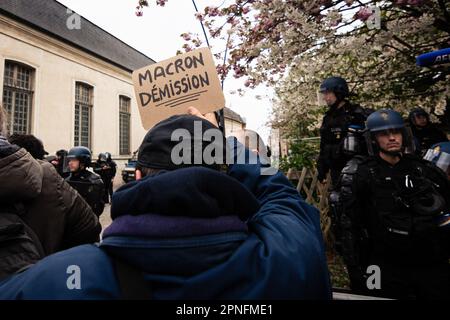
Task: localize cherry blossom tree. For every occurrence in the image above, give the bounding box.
[136,0,450,136]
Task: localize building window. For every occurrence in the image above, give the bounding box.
[74,82,93,148]
[2,61,34,135]
[119,96,131,155]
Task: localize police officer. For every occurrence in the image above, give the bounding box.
[317,77,368,254]
[94,152,116,204]
[317,76,367,188]
[104,152,117,202]
[66,147,105,217]
[408,107,448,155]
[94,153,108,203]
[338,109,450,299]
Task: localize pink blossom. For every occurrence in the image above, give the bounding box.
[355,7,373,22]
[195,12,204,21]
[192,38,202,47]
[233,66,245,78]
[182,44,192,52]
[181,33,191,41]
[244,79,256,88]
[262,19,274,32]
[407,0,424,5]
[205,6,220,17]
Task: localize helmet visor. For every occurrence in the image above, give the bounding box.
[365,127,416,156]
[62,155,71,173]
[317,91,327,106]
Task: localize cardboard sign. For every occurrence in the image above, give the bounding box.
[132,47,225,129]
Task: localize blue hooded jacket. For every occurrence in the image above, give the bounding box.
[0,140,331,299]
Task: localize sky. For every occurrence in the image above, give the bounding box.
[58,0,273,142]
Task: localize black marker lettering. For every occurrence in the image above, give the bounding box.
[139,93,151,107]
[138,70,152,86]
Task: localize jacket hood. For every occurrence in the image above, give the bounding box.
[0,146,43,201]
[103,166,259,276]
[110,166,260,221]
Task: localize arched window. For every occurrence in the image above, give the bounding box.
[74,82,93,148]
[2,60,35,134]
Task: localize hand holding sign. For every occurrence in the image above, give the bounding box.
[132,47,225,129]
[187,107,218,127]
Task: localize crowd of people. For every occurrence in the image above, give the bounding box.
[0,74,448,299]
[0,104,331,299]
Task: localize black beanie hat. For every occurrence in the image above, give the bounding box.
[137,115,228,171]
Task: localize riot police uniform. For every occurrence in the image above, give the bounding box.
[105,152,117,202]
[94,152,117,203]
[408,108,448,155]
[338,110,450,299]
[317,77,368,188]
[66,147,105,217]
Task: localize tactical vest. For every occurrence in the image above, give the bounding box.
[355,156,448,263]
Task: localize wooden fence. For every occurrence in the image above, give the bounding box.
[286,167,333,245]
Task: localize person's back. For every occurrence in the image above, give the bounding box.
[66,170,105,216]
[0,112,331,299]
[0,137,101,279]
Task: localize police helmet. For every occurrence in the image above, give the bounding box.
[67,146,92,167]
[319,77,349,99]
[366,109,405,133]
[105,152,112,161]
[408,107,429,126]
[98,152,107,162]
[365,109,415,155]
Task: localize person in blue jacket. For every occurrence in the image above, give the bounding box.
[0,108,331,300]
